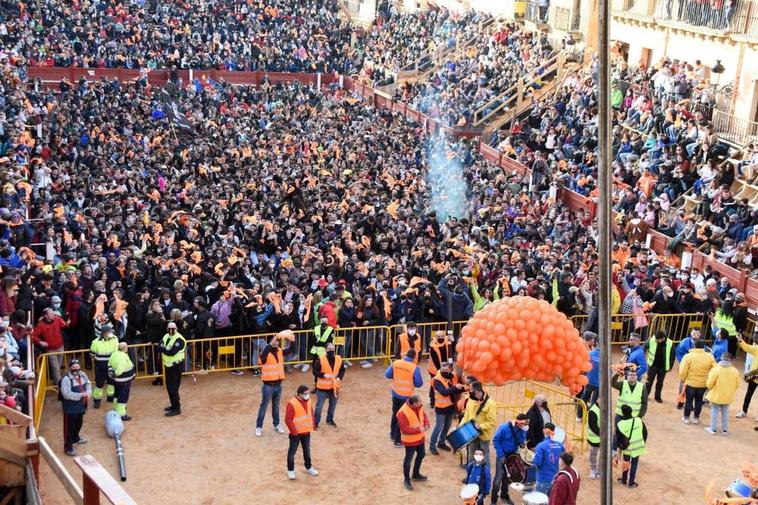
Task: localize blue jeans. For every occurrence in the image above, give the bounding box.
[535,480,552,494]
[430,412,453,448]
[709,403,729,432]
[314,389,338,426]
[256,383,282,428]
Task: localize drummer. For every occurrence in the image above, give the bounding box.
[460,381,498,465]
[532,422,564,495]
[463,448,492,505]
[491,413,529,505]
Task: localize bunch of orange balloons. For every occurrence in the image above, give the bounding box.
[456,296,591,393]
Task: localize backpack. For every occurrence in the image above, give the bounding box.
[504,453,529,483]
[57,376,65,401]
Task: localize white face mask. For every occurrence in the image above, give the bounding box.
[474,455,484,463]
[408,329,416,336]
[521,425,529,432]
[301,394,310,401]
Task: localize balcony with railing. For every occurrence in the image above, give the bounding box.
[649,0,758,39]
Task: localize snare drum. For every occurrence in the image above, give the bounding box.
[523,491,549,505]
[447,421,481,452]
[725,479,754,499]
[460,483,479,505]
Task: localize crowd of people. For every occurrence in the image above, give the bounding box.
[0,2,757,502]
[490,55,758,283]
[362,6,486,75]
[397,21,557,127]
[1,0,359,73]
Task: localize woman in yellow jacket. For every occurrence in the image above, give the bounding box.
[679,340,716,424]
[704,352,741,435]
[460,381,498,466]
[735,333,758,419]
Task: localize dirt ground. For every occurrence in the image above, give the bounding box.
[37,358,757,505]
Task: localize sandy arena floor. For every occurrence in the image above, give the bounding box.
[37,359,757,505]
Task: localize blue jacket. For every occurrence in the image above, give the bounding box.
[533,437,564,484]
[676,337,710,363]
[493,422,527,459]
[385,357,424,399]
[587,348,600,387]
[627,346,648,380]
[711,338,728,362]
[465,461,491,496]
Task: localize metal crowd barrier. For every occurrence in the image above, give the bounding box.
[488,379,587,454]
[570,312,710,344]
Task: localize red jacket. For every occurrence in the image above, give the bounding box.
[396,402,430,447]
[32,316,69,350]
[285,397,314,435]
[318,301,338,328]
[549,467,580,505]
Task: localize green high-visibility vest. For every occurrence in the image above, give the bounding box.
[617,417,646,458]
[310,325,333,356]
[161,332,186,368]
[713,310,736,337]
[107,351,135,382]
[646,338,673,371]
[615,381,643,417]
[587,402,601,445]
[90,337,118,362]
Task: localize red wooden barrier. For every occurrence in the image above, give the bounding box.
[479,143,501,165]
[745,278,758,306]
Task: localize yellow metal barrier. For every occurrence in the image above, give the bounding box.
[35,342,161,390]
[571,313,710,344]
[488,379,587,454]
[33,357,48,431]
[648,313,709,343]
[181,325,393,376]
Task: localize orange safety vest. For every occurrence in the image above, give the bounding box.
[392,359,417,398]
[316,354,343,391]
[287,398,313,435]
[261,350,285,382]
[399,333,422,364]
[427,340,450,376]
[397,403,426,445]
[432,372,458,409]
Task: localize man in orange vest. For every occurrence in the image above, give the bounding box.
[255,333,293,437]
[396,322,422,364]
[429,361,463,455]
[386,349,424,446]
[285,385,320,480]
[312,342,345,428]
[397,394,430,491]
[427,330,453,407]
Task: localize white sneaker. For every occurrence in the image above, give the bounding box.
[590,470,599,479]
[306,467,319,477]
[361,361,373,368]
[704,427,717,435]
[275,425,286,434]
[735,411,747,418]
[344,360,353,367]
[287,471,296,480]
[692,418,700,425]
[301,364,310,372]
[682,417,690,424]
[255,427,262,437]
[722,431,728,436]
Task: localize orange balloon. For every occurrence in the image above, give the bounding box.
[511,341,522,354]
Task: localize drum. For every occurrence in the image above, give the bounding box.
[523,491,549,505]
[725,479,754,498]
[460,483,479,505]
[447,421,481,452]
[508,482,525,494]
[553,426,566,444]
